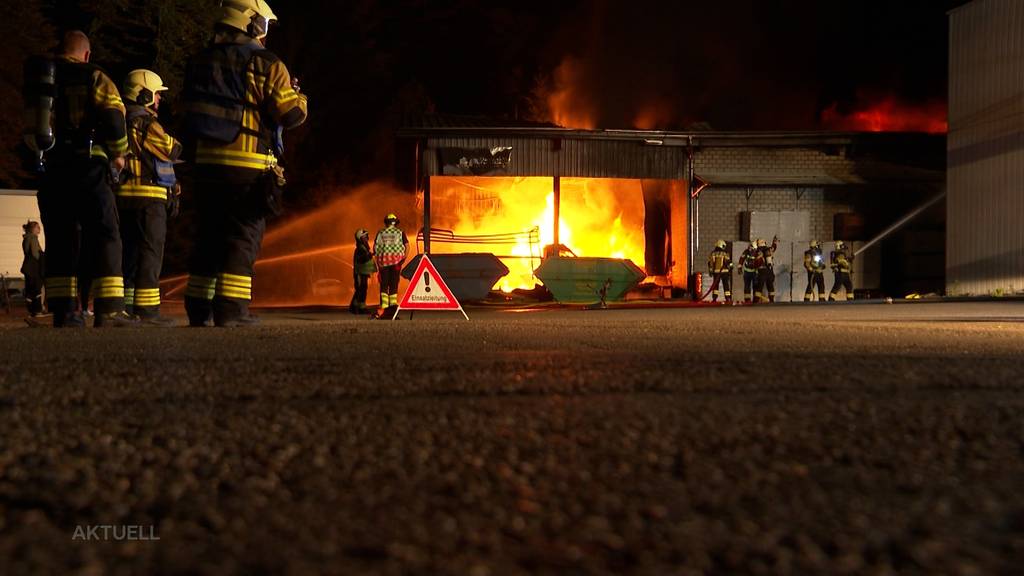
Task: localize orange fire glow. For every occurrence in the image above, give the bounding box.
[543,58,598,129]
[820,97,947,133]
[428,177,647,291]
[632,100,675,130]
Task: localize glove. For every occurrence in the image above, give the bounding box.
[167,183,181,219]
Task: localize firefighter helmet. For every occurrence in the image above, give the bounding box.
[355,228,368,241]
[123,69,168,107]
[715,239,726,249]
[220,0,278,39]
[810,240,819,248]
[384,213,399,226]
[756,238,767,248]
[835,240,845,249]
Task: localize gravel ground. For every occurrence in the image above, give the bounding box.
[1,301,1023,575]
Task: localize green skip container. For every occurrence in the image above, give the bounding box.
[534,257,647,304]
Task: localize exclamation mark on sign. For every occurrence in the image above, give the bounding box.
[424,271,432,293]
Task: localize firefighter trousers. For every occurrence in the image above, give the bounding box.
[185,171,266,326]
[829,272,854,301]
[351,273,369,313]
[38,158,125,322]
[119,198,167,318]
[378,265,401,311]
[710,272,731,301]
[755,269,775,302]
[742,271,756,302]
[804,271,825,301]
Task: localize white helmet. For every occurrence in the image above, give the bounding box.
[220,0,278,39]
[123,69,168,107]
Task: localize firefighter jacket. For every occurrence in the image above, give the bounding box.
[182,29,308,173]
[52,56,127,161]
[707,247,732,274]
[804,248,826,272]
[118,104,182,201]
[354,239,377,276]
[374,225,409,268]
[738,247,759,273]
[831,249,853,273]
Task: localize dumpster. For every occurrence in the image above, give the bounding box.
[401,253,509,302]
[534,257,646,304]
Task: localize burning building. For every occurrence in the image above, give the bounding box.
[396,116,945,302]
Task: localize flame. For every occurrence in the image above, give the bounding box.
[429,177,647,290]
[543,57,598,129]
[820,96,947,133]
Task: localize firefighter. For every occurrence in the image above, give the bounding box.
[829,240,855,301]
[754,236,779,303]
[737,240,759,303]
[349,229,375,314]
[31,31,134,327]
[803,240,827,302]
[117,69,182,326]
[373,213,408,319]
[706,239,732,303]
[182,0,308,327]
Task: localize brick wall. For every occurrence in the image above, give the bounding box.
[692,146,861,269]
[694,146,856,183]
[695,187,858,258]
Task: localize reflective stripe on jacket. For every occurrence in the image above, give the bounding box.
[53,56,127,160]
[707,248,731,274]
[183,30,308,172]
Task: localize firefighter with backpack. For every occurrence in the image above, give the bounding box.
[706,240,732,303]
[117,69,182,325]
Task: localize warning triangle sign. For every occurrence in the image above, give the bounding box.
[393,255,469,320]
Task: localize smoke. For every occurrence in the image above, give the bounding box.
[820,93,947,133]
[528,0,947,132]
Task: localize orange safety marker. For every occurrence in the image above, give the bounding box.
[392,255,468,320]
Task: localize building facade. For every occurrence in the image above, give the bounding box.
[947,0,1024,296]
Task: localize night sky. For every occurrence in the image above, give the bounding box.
[255,0,959,188]
[2,1,960,191]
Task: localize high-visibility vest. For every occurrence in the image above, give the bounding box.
[374,225,408,268]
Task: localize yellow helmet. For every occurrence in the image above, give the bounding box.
[123,69,168,106]
[220,0,278,39]
[835,240,845,249]
[715,239,726,250]
[810,240,819,248]
[385,213,399,225]
[756,238,767,248]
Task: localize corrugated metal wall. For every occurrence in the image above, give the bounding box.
[424,136,687,180]
[948,0,1024,296]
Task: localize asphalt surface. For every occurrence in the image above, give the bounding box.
[1,301,1023,575]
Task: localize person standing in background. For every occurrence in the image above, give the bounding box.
[372,213,408,319]
[21,221,47,317]
[350,228,375,314]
